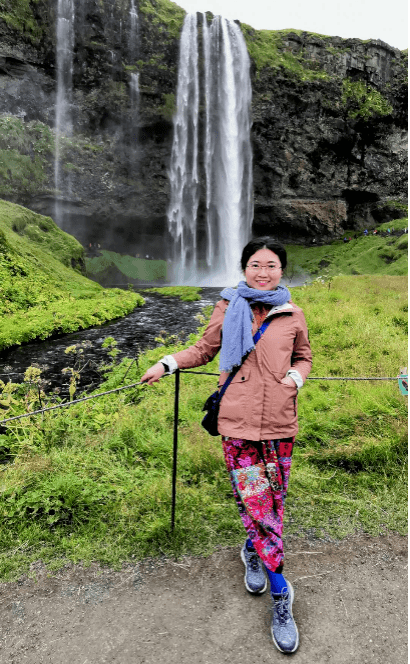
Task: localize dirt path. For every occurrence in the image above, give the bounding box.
[0,533,407,664]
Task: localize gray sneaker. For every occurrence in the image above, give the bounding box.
[240,543,267,594]
[270,580,299,653]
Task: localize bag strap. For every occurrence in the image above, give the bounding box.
[217,317,272,402]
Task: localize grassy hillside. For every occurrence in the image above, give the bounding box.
[286,219,408,280]
[0,274,407,580]
[86,250,168,285]
[0,200,143,350]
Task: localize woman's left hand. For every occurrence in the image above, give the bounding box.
[281,376,297,387]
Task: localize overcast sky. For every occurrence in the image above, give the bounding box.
[173,0,408,50]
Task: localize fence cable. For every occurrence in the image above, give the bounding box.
[0,370,401,426]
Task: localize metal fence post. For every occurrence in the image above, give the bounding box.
[171,369,180,532]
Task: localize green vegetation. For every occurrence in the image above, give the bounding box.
[0,116,54,198]
[286,221,408,279]
[146,286,202,301]
[0,200,143,350]
[240,26,330,79]
[0,274,406,580]
[86,250,168,283]
[160,92,177,120]
[0,0,44,43]
[139,0,185,39]
[342,79,393,120]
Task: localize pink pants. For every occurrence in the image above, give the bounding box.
[221,436,294,573]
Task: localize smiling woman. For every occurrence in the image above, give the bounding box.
[141,235,312,654]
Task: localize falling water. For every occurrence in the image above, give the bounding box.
[168,13,253,285]
[202,13,213,269]
[126,1,140,173]
[167,13,200,282]
[211,17,253,283]
[54,0,75,229]
[128,0,139,61]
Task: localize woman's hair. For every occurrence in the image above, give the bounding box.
[240,236,287,271]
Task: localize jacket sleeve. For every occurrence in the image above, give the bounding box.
[169,299,227,370]
[291,310,312,383]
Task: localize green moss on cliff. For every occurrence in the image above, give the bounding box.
[241,26,330,80]
[342,79,393,119]
[0,116,53,198]
[0,0,44,42]
[139,0,185,39]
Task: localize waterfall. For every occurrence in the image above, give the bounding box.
[168,13,253,285]
[212,17,253,283]
[167,13,200,282]
[128,0,139,61]
[54,0,75,229]
[127,1,140,174]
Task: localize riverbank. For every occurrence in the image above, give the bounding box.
[0,275,407,581]
[0,200,142,351]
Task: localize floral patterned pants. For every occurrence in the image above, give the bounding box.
[221,436,294,573]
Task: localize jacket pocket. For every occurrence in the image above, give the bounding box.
[218,366,252,427]
[270,380,298,428]
[218,365,251,388]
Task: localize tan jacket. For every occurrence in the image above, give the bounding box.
[171,299,312,440]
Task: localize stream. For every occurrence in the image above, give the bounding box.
[0,288,223,399]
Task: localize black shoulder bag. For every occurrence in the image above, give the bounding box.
[201,318,272,436]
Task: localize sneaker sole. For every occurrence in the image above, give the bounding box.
[240,547,268,595]
[270,580,299,654]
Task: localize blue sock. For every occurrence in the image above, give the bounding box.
[245,538,255,551]
[266,567,288,595]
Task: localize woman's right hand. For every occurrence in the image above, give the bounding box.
[140,362,165,385]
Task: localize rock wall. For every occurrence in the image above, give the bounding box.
[0,0,407,254]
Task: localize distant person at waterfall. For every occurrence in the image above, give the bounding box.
[141,237,312,654]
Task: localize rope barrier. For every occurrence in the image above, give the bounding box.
[0,371,401,426]
[0,380,145,425]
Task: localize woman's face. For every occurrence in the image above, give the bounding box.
[244,248,283,291]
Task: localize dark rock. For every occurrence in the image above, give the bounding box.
[0,2,407,255]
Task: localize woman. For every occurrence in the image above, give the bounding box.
[141,237,312,654]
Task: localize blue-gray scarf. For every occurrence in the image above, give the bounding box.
[219,280,291,372]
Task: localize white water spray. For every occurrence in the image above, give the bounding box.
[54,0,75,229]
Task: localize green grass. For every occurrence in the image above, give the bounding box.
[86,250,168,283]
[146,286,202,301]
[0,275,406,580]
[286,220,408,279]
[0,200,143,350]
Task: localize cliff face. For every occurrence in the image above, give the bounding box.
[0,0,407,255]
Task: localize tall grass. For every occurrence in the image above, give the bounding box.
[0,275,406,580]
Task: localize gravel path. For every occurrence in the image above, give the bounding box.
[0,532,407,663]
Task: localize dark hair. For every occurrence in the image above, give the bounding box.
[240,236,287,271]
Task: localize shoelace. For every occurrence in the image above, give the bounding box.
[248,553,260,571]
[273,593,291,625]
